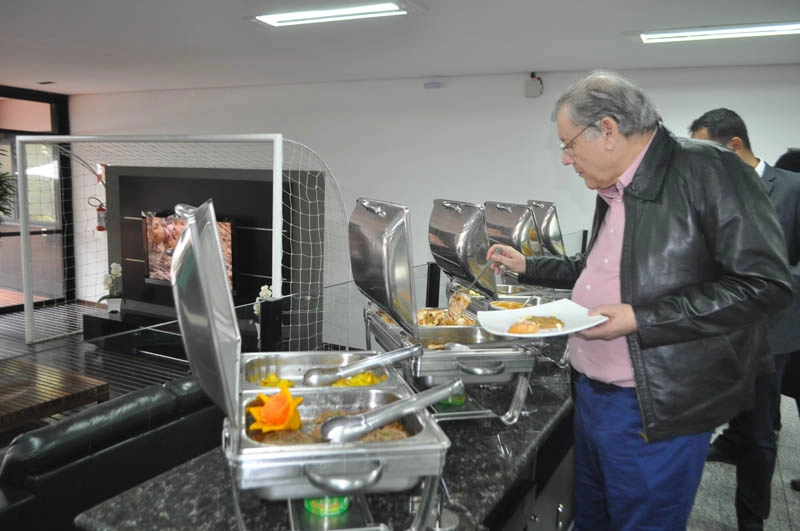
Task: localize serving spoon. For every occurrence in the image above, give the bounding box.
[303,344,421,386]
[320,379,465,443]
[447,248,503,318]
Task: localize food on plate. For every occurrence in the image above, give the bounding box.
[425,342,445,350]
[490,300,526,310]
[331,370,387,387]
[259,372,294,388]
[417,308,476,327]
[246,382,303,434]
[509,320,539,334]
[507,315,565,334]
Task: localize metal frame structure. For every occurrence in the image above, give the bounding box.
[16,134,285,344]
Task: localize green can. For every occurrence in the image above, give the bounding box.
[439,392,466,406]
[304,496,350,516]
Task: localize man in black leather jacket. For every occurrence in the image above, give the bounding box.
[689,108,800,530]
[488,71,792,531]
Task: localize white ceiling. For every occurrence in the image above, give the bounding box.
[1,0,799,96]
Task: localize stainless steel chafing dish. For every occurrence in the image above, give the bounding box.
[428,199,496,299]
[482,200,572,302]
[528,200,567,257]
[485,200,543,257]
[349,197,536,424]
[169,199,452,520]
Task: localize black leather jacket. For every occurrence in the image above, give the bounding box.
[522,126,792,442]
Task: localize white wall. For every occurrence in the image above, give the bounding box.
[70,64,800,268]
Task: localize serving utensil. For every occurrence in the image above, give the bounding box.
[303,345,422,386]
[321,380,465,443]
[447,248,502,317]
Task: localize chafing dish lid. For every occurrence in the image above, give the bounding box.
[428,199,496,298]
[484,201,543,257]
[528,200,567,256]
[171,199,238,424]
[349,198,419,337]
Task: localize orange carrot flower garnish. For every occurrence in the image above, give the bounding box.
[247,382,303,433]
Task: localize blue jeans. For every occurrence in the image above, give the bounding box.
[573,374,711,531]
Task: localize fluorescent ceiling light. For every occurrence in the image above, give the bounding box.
[641,22,800,43]
[255,3,407,27]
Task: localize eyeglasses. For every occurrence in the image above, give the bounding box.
[559,123,594,156]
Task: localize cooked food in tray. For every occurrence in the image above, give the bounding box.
[259,372,295,388]
[331,371,387,387]
[257,370,386,388]
[417,308,476,327]
[245,386,410,445]
[508,315,565,334]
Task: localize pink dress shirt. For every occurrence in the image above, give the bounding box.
[569,133,655,387]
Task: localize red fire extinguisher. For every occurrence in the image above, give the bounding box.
[88,197,106,231]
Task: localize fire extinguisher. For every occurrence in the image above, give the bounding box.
[88,197,106,231]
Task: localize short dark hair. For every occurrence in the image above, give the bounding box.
[774,150,800,172]
[689,108,752,151]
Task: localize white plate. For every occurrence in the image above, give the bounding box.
[477,299,608,338]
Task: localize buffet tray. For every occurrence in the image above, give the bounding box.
[226,385,449,499]
[364,304,536,386]
[242,351,404,390]
[171,199,450,501]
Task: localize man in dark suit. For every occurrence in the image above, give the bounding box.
[774,149,800,492]
[690,108,800,529]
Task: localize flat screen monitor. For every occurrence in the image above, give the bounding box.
[142,212,234,289]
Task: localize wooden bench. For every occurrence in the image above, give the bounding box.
[0,358,110,432]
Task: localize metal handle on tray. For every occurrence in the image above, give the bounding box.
[441,201,463,213]
[173,203,195,218]
[359,199,386,217]
[456,360,505,376]
[494,203,513,213]
[304,460,384,493]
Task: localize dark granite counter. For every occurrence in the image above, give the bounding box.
[75,340,572,531]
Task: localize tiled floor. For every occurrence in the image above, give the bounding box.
[688,396,800,530]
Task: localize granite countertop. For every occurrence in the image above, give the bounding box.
[75,339,571,531]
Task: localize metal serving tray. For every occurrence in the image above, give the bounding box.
[234,387,449,499]
[428,199,496,298]
[484,201,543,256]
[349,198,536,424]
[365,306,536,386]
[171,199,450,501]
[242,351,402,390]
